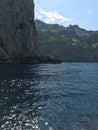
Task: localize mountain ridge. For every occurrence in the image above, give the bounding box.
[35,19,98,62]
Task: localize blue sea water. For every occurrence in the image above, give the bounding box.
[0,62,98,130]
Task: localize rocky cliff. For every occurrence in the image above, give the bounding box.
[35,20,98,62]
[0,0,37,63]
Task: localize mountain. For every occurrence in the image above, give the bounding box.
[35,19,98,62]
[0,0,38,63]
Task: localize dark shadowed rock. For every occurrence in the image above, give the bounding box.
[0,0,38,62]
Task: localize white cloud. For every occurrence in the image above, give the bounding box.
[35,8,71,24]
[37,14,42,19]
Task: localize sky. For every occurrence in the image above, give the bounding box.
[34,0,98,30]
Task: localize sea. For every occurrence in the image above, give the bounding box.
[0,62,98,130]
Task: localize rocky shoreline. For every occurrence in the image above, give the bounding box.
[0,56,61,64]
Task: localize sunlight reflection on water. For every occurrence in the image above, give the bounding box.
[0,63,98,130]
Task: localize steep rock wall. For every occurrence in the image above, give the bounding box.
[0,0,37,62]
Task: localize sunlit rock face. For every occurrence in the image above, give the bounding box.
[0,0,37,62]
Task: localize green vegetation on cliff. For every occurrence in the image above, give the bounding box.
[35,19,98,48]
[35,19,98,62]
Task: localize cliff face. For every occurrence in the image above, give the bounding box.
[35,20,98,62]
[0,0,37,62]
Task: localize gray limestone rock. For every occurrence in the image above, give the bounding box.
[0,0,37,61]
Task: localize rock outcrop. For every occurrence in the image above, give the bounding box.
[0,0,37,63]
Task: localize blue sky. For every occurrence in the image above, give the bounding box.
[34,0,98,30]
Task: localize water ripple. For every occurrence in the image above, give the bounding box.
[0,63,98,130]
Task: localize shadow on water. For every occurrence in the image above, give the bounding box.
[0,64,40,80]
